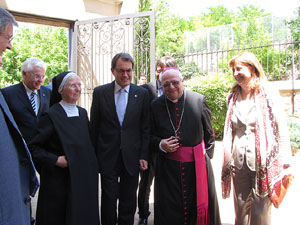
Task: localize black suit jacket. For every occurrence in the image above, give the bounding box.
[1,82,51,143]
[90,81,150,176]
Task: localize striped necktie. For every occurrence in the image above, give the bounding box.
[30,91,37,115]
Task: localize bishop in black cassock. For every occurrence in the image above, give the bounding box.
[151,68,221,225]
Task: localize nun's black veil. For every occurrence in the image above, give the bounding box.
[49,71,72,107]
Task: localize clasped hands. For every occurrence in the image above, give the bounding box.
[161,136,179,153]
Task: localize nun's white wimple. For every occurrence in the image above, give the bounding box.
[58,72,77,93]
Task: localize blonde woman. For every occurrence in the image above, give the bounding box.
[221,52,292,225]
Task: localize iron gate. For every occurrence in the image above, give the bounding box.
[70,11,155,111]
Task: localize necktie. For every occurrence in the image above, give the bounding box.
[116,88,127,125]
[30,92,37,115]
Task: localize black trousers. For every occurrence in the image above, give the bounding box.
[137,152,157,218]
[100,154,139,225]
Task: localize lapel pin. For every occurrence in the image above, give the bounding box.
[42,93,45,97]
[134,94,138,98]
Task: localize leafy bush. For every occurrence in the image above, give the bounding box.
[0,25,68,87]
[287,117,300,155]
[180,61,200,79]
[186,73,234,139]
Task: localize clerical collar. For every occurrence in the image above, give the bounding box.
[166,90,184,103]
[114,82,130,94]
[165,89,186,139]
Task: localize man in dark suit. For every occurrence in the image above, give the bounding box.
[90,52,150,225]
[2,58,51,143]
[137,56,177,225]
[0,8,39,225]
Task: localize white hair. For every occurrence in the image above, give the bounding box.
[159,68,183,83]
[21,58,47,73]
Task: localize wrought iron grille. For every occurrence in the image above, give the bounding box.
[71,11,155,111]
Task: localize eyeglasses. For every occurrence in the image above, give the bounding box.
[115,68,134,74]
[2,34,14,43]
[31,73,45,80]
[162,80,181,88]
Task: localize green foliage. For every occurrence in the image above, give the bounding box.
[0,25,68,87]
[192,6,233,29]
[287,6,300,46]
[178,4,292,81]
[152,0,195,58]
[186,73,234,139]
[224,47,293,81]
[287,117,300,155]
[139,0,151,10]
[231,5,270,46]
[179,61,200,79]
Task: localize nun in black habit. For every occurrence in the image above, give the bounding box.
[29,72,100,225]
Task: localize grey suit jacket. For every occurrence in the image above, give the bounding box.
[0,91,39,225]
[90,81,150,176]
[231,98,256,171]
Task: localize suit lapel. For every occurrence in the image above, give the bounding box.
[37,89,42,116]
[104,82,120,126]
[123,84,138,125]
[18,83,36,116]
[38,87,47,116]
[0,92,22,134]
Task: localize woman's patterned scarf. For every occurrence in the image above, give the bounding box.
[221,87,283,198]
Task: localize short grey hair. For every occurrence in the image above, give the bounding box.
[0,8,18,34]
[21,58,47,73]
[159,68,183,83]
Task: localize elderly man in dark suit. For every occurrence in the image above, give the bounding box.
[137,56,177,225]
[90,52,150,225]
[0,8,39,225]
[2,58,51,143]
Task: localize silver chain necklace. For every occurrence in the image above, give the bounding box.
[164,90,186,139]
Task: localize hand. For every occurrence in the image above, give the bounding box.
[139,159,148,171]
[56,155,68,168]
[161,136,180,152]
